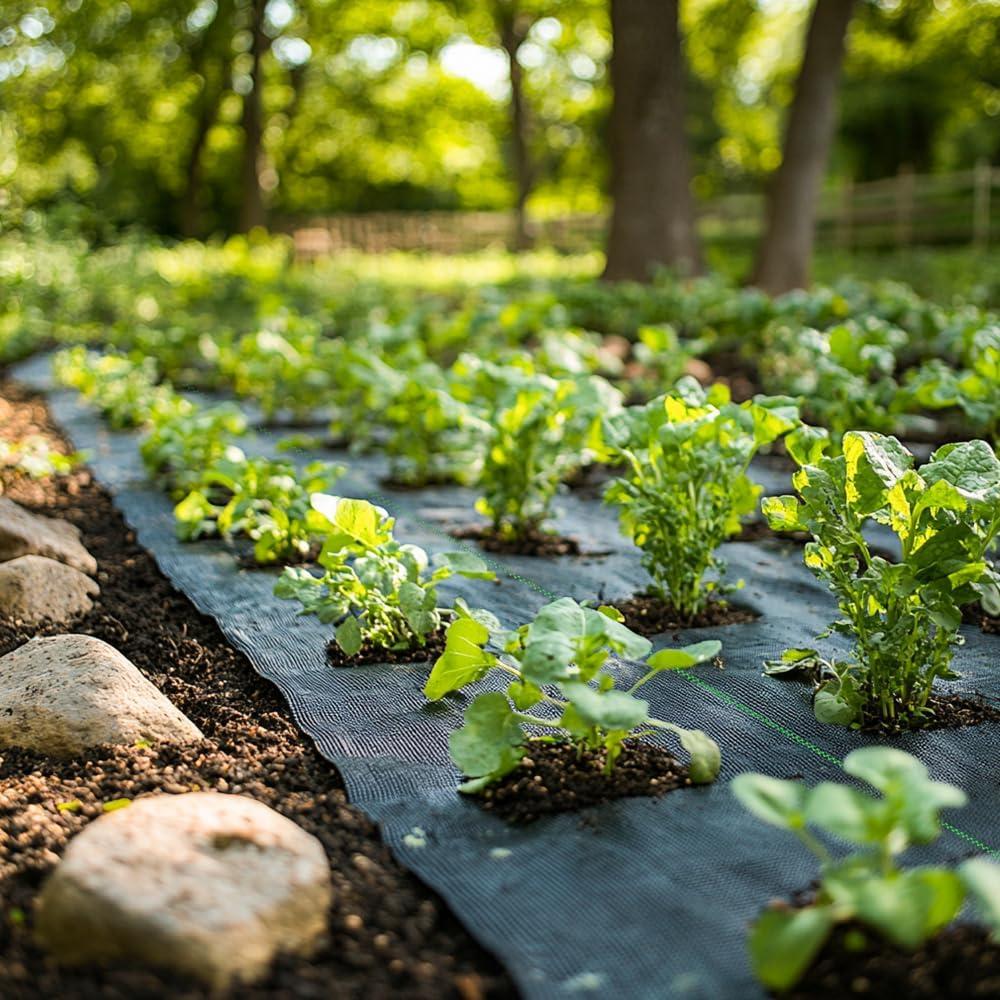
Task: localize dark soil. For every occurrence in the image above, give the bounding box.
[0,379,513,1000]
[779,919,1000,998]
[451,524,583,557]
[471,740,692,824]
[608,592,757,635]
[962,601,1000,635]
[326,628,447,668]
[857,692,1000,735]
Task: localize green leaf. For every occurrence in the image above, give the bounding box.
[960,858,1000,936]
[312,494,389,548]
[559,681,649,731]
[520,597,584,684]
[646,640,720,672]
[763,647,820,676]
[677,727,720,783]
[805,783,880,845]
[761,494,805,532]
[785,425,829,467]
[448,692,524,781]
[813,687,859,725]
[850,868,964,950]
[731,773,807,829]
[748,906,835,992]
[336,615,363,656]
[435,550,495,580]
[423,617,495,701]
[582,605,651,660]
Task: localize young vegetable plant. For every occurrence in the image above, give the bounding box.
[275,494,494,655]
[733,747,1000,993]
[759,319,904,446]
[54,348,173,428]
[763,431,1000,727]
[139,400,248,498]
[602,377,800,620]
[380,363,488,487]
[174,456,344,564]
[903,325,1000,442]
[474,371,622,543]
[424,597,721,791]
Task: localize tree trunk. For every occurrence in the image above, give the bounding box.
[752,0,856,295]
[498,11,533,250]
[180,79,225,239]
[603,0,702,282]
[238,0,267,233]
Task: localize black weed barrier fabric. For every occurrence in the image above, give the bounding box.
[15,356,1000,1000]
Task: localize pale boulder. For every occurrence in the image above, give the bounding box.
[0,498,97,574]
[0,634,203,756]
[36,793,332,988]
[0,555,98,626]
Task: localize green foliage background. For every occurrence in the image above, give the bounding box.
[1,0,998,235]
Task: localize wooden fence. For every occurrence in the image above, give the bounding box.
[286,162,998,260]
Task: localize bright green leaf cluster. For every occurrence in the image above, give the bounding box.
[733,748,1000,992]
[602,377,800,619]
[424,596,721,790]
[467,365,622,542]
[174,455,344,563]
[275,494,494,655]
[763,430,1000,726]
[759,319,904,447]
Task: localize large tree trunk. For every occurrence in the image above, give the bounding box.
[180,79,225,239]
[603,0,701,282]
[752,0,856,295]
[498,9,533,250]
[238,0,267,233]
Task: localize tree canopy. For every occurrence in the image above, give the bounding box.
[0,0,997,236]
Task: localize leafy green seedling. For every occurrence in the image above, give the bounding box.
[763,430,1000,726]
[759,319,904,446]
[424,596,721,790]
[473,371,621,543]
[139,400,248,498]
[904,326,1000,441]
[381,363,488,487]
[275,494,494,655]
[54,347,173,428]
[603,377,800,619]
[174,456,344,563]
[733,747,1000,992]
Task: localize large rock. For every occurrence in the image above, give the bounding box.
[36,793,332,988]
[0,497,97,574]
[0,555,99,626]
[0,634,203,756]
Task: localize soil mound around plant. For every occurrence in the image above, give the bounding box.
[857,692,1000,735]
[779,921,1000,999]
[325,628,447,668]
[609,592,758,635]
[470,739,692,824]
[451,524,583,557]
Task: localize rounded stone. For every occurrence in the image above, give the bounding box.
[0,633,203,756]
[0,497,98,574]
[0,555,99,626]
[36,793,333,988]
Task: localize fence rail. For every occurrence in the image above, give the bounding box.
[285,163,998,260]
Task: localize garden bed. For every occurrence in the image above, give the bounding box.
[7,356,1000,1000]
[0,380,512,1000]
